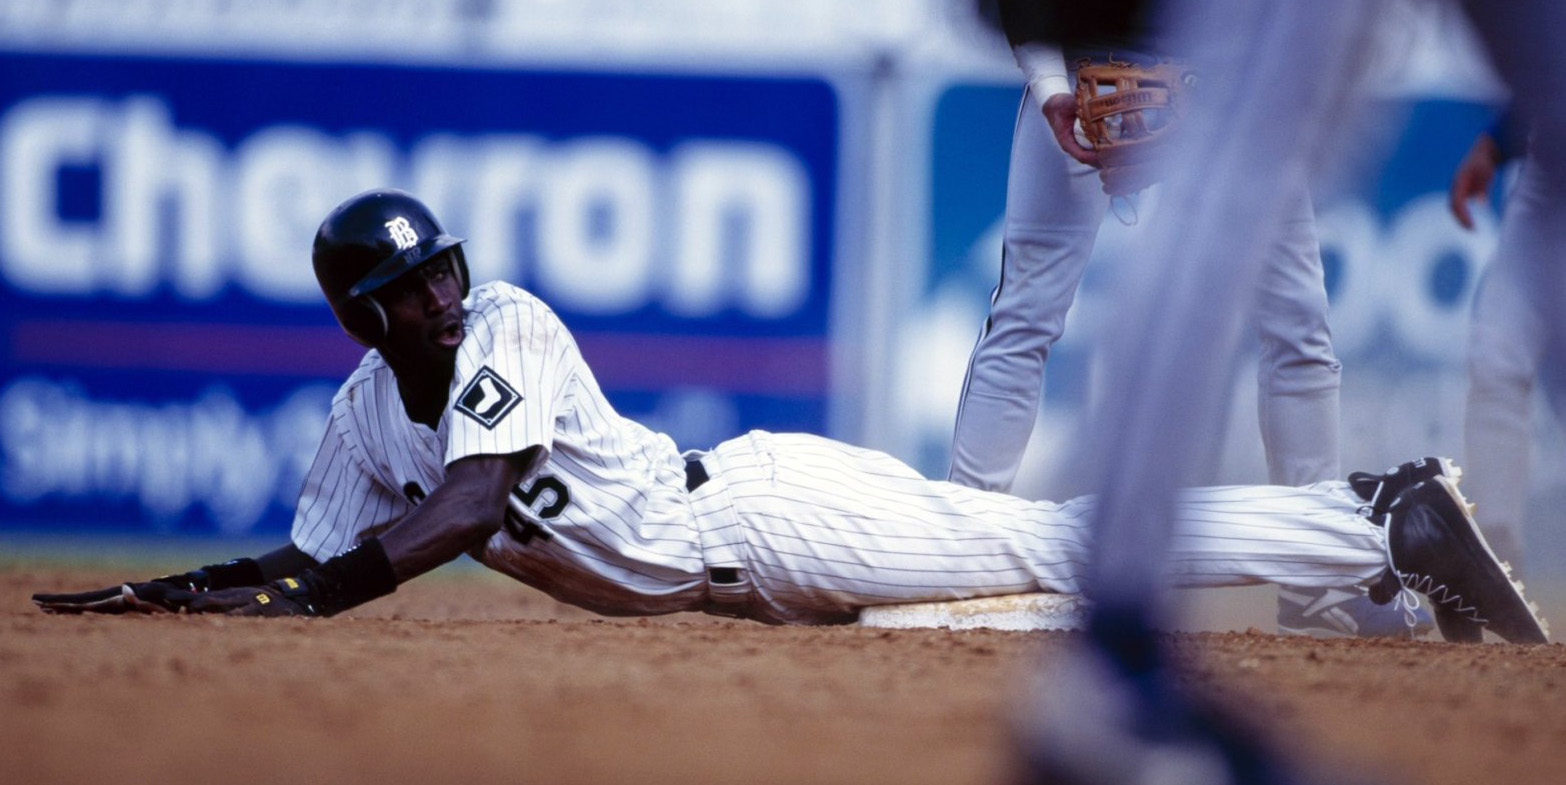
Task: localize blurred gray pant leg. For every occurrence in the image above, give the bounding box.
[1018,5,1378,783]
[1083,0,1375,620]
[1463,160,1552,569]
[1460,1,1566,572]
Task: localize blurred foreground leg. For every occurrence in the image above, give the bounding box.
[1017,0,1381,782]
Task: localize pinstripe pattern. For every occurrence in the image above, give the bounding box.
[290,281,1389,624]
[696,433,1386,625]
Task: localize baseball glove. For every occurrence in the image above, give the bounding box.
[1073,57,1197,196]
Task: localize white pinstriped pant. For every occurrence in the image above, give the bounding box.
[690,430,1386,625]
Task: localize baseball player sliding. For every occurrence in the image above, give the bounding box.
[31,190,1545,641]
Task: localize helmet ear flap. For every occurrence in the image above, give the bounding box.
[337,295,389,347]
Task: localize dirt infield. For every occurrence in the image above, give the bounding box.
[6,561,1566,785]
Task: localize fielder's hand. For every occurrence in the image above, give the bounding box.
[1449,131,1501,231]
[1042,93,1099,168]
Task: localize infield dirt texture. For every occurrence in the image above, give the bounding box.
[6,554,1566,784]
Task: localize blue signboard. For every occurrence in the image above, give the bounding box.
[0,52,840,536]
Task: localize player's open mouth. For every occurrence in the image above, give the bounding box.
[433,321,464,348]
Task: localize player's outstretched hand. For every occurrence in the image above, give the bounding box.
[1042,92,1100,168]
[33,558,266,615]
[187,583,313,617]
[32,585,136,614]
[1448,131,1501,231]
[32,581,203,614]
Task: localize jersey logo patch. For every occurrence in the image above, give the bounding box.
[454,366,522,429]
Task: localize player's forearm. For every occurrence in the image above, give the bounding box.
[177,502,495,618]
[378,450,534,582]
[176,452,535,618]
[377,492,502,581]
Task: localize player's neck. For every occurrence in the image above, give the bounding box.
[389,359,454,429]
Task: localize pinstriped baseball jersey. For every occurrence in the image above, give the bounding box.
[292,282,709,616]
[292,280,1392,624]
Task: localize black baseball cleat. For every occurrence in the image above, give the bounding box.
[1348,456,1459,518]
[1353,456,1475,642]
[1382,476,1548,644]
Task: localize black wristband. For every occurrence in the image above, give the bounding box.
[151,558,263,592]
[292,538,399,617]
[199,558,266,590]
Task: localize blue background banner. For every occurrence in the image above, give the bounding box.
[0,52,840,537]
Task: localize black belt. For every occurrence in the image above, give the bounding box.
[685,458,710,492]
[686,458,740,593]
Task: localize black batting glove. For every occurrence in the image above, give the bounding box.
[32,558,265,615]
[188,540,398,619]
[188,579,317,617]
[31,585,135,614]
[32,581,205,614]
[147,558,267,592]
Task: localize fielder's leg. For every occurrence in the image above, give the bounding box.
[948,84,1106,492]
[1253,179,1341,489]
[1460,1,1566,391]
[1462,160,1553,572]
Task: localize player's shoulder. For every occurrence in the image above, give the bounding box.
[330,349,395,417]
[467,280,552,315]
[462,281,568,339]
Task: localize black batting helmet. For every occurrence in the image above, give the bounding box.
[312,189,470,346]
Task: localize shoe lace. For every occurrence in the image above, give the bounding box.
[1390,586,1424,631]
[1396,570,1486,623]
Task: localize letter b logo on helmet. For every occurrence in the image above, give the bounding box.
[312,189,470,346]
[384,216,420,250]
